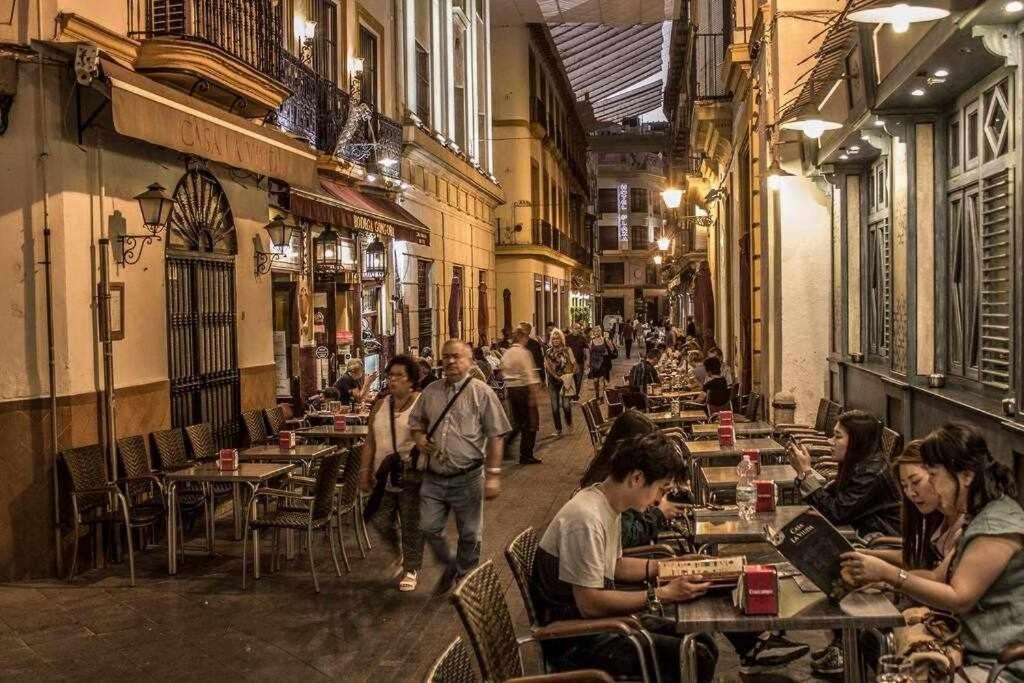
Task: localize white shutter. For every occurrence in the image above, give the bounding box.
[979,169,1013,389]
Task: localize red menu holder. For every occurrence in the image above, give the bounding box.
[741,565,779,615]
[744,449,762,475]
[754,480,777,512]
[718,410,734,426]
[717,425,735,448]
[334,416,348,431]
[278,431,295,449]
[218,448,238,472]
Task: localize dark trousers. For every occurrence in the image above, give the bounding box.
[542,614,719,683]
[506,385,538,461]
[625,340,633,359]
[572,369,584,399]
[547,382,573,431]
[369,476,424,572]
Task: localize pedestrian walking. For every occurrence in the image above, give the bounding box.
[621,318,634,359]
[588,328,616,402]
[359,355,425,592]
[500,325,542,464]
[543,328,576,436]
[565,323,588,400]
[410,339,511,595]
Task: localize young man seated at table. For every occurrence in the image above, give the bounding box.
[334,359,378,406]
[624,348,661,411]
[531,431,808,681]
[696,356,731,413]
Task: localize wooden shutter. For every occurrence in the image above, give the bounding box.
[979,169,1013,389]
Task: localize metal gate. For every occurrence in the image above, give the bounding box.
[167,255,240,448]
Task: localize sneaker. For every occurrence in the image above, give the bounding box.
[433,563,459,596]
[398,571,418,592]
[738,633,810,674]
[811,645,833,661]
[553,430,563,437]
[519,456,543,465]
[810,645,844,677]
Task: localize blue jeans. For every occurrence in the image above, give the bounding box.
[419,469,484,575]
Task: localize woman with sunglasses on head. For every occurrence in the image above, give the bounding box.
[842,424,1024,682]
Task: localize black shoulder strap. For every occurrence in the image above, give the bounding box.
[427,378,472,438]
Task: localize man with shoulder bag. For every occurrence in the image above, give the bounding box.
[411,339,511,595]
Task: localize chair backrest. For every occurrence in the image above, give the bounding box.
[585,398,605,427]
[337,449,360,509]
[264,407,285,437]
[311,451,343,521]
[61,444,109,513]
[580,401,600,449]
[115,435,153,499]
[812,398,831,431]
[151,428,191,471]
[425,637,477,683]
[450,560,524,681]
[241,409,268,446]
[823,401,844,435]
[881,427,903,461]
[504,527,540,627]
[184,423,216,461]
[743,392,762,421]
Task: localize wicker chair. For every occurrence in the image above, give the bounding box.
[881,427,903,461]
[334,448,369,569]
[241,409,270,446]
[451,560,658,682]
[242,451,343,592]
[184,423,233,500]
[774,398,831,438]
[738,392,762,422]
[426,637,478,683]
[264,406,285,437]
[151,428,212,550]
[114,435,166,548]
[62,444,140,586]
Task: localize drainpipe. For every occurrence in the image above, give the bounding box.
[37,50,62,577]
[97,237,117,479]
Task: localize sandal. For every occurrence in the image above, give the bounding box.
[398,571,418,592]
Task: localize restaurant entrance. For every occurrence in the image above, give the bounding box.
[165,168,241,448]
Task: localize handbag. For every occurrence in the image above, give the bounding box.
[608,341,619,360]
[891,606,964,682]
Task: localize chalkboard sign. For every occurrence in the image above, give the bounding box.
[766,510,854,602]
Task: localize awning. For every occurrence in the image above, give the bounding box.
[101,60,319,189]
[290,179,430,246]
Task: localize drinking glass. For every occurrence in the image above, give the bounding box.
[876,655,913,682]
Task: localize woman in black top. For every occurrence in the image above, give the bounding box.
[789,410,902,539]
[697,356,731,412]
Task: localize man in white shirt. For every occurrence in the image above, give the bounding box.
[499,325,542,465]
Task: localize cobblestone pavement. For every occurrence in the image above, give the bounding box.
[0,356,825,681]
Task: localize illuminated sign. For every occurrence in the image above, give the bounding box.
[617,182,629,244]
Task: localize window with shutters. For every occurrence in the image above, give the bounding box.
[945,74,1015,391]
[866,157,891,359]
[358,25,379,108]
[597,188,618,214]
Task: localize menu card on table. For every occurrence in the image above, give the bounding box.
[765,509,854,601]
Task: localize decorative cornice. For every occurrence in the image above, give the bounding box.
[56,13,140,67]
[404,124,505,204]
[495,245,579,269]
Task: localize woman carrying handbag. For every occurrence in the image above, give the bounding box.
[543,328,577,437]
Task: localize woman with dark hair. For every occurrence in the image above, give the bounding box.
[842,424,1024,682]
[359,354,424,592]
[789,409,902,539]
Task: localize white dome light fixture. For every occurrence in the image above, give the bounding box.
[779,105,842,140]
[847,3,949,33]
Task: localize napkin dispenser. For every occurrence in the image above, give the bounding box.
[718,410,734,426]
[734,565,779,615]
[334,416,348,431]
[754,481,777,512]
[278,431,296,449]
[218,448,239,472]
[717,425,735,447]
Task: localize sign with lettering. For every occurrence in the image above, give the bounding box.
[617,182,629,247]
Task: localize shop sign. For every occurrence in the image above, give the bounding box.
[353,214,395,238]
[315,345,329,359]
[336,330,354,344]
[617,182,629,245]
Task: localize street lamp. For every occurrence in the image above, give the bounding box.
[315,226,341,273]
[661,187,683,209]
[766,157,794,191]
[116,182,175,266]
[363,237,386,280]
[847,2,948,32]
[656,235,670,251]
[780,103,842,139]
[653,253,663,265]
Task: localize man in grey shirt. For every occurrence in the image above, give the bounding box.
[410,339,511,594]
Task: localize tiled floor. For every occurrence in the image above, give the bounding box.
[0,357,826,681]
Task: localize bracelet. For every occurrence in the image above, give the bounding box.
[486,467,502,475]
[895,568,909,589]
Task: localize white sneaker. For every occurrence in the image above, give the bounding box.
[398,571,418,592]
[553,430,563,437]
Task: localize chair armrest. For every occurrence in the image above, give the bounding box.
[253,488,312,501]
[286,475,317,488]
[531,618,640,641]
[774,423,813,430]
[1000,643,1024,665]
[508,671,614,683]
[73,484,120,496]
[622,543,676,558]
[596,423,612,434]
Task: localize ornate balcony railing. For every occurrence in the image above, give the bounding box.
[276,50,319,146]
[129,0,282,80]
[496,219,592,266]
[693,32,729,101]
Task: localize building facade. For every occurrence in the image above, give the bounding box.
[592,122,671,327]
[0,0,500,579]
[490,22,594,335]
